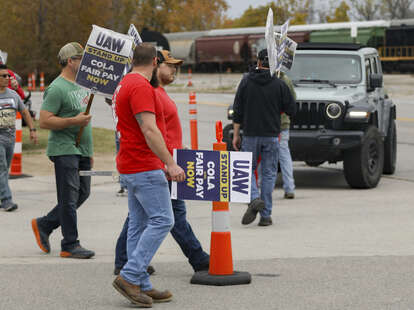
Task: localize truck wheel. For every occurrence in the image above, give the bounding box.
[383,118,397,174]
[343,126,384,189]
[223,124,235,151]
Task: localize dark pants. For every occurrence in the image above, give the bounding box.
[115,198,209,271]
[38,155,91,251]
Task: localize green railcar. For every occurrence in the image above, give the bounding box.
[309,27,385,47]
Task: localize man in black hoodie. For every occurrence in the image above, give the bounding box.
[232,49,296,226]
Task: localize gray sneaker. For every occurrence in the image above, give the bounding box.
[60,245,95,259]
[241,198,265,225]
[2,201,18,212]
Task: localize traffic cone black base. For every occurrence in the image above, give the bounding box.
[190,270,251,286]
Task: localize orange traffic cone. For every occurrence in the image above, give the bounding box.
[39,72,45,91]
[10,112,22,177]
[28,74,32,91]
[187,67,193,87]
[191,121,251,286]
[189,92,198,150]
[31,73,36,91]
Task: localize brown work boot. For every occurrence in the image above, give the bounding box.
[112,275,153,307]
[142,288,173,303]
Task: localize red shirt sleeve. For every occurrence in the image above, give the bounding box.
[8,70,25,100]
[129,84,156,116]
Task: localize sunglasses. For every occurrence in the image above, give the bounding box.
[0,74,11,78]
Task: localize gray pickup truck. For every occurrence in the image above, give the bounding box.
[223,43,396,189]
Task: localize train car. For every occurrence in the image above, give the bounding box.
[248,31,310,63]
[379,19,414,72]
[164,31,208,69]
[163,19,414,73]
[195,34,251,72]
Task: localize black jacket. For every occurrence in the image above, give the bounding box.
[233,69,296,137]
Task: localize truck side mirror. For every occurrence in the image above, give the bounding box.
[368,73,383,92]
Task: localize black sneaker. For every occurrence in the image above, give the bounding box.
[114,265,155,276]
[193,259,210,272]
[2,201,18,212]
[31,218,51,253]
[60,245,95,259]
[284,192,295,199]
[258,217,273,226]
[241,198,265,225]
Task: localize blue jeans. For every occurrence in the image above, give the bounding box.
[115,197,209,271]
[0,140,15,203]
[115,132,127,189]
[120,170,174,291]
[279,129,295,193]
[37,155,91,250]
[242,136,279,219]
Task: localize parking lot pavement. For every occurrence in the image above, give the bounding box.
[3,74,414,309]
[1,161,414,309]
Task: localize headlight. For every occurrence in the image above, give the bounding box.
[348,111,369,118]
[326,103,342,119]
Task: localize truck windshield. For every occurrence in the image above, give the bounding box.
[286,54,362,84]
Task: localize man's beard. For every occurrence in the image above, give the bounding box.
[149,67,159,88]
[159,72,175,86]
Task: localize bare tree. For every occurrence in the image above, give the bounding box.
[381,0,414,19]
[350,0,381,20]
[397,0,414,18]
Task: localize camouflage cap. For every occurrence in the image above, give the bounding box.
[58,42,84,62]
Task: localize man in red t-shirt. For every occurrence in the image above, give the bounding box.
[112,43,185,307]
[0,59,25,100]
[114,50,209,276]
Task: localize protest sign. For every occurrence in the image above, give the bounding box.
[127,24,143,47]
[76,25,133,96]
[123,24,143,75]
[265,8,277,76]
[275,32,297,72]
[171,149,252,203]
[276,19,290,73]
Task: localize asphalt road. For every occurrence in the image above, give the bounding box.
[1,76,414,310]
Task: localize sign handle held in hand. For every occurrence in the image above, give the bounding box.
[76,92,95,147]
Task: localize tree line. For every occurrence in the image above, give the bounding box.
[0,0,412,82]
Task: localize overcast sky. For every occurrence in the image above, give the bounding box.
[226,0,273,18]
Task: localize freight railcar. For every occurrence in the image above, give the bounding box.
[164,19,414,73]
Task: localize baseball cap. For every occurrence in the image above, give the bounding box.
[258,49,268,61]
[157,50,183,65]
[258,49,269,67]
[58,42,84,62]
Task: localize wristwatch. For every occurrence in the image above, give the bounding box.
[30,128,37,132]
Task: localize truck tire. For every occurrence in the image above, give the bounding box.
[383,118,397,175]
[343,126,384,189]
[223,124,235,151]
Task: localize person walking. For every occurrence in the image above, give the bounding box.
[0,64,37,212]
[31,42,95,259]
[279,72,297,199]
[232,49,296,226]
[113,50,209,276]
[111,43,185,307]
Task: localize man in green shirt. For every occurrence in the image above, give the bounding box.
[31,42,95,259]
